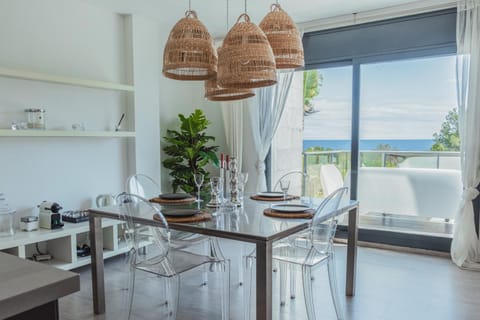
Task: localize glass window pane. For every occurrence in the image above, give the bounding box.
[358,55,460,237]
[302,66,353,197]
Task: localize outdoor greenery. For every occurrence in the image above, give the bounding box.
[162,109,219,194]
[431,108,460,151]
[303,70,323,115]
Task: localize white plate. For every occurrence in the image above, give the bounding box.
[270,204,311,213]
[257,192,284,198]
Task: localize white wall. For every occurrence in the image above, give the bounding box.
[0,0,165,222]
[0,0,227,222]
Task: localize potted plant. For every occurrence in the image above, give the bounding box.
[162,109,219,194]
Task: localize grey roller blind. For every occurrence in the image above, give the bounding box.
[303,8,457,68]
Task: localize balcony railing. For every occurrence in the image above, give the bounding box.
[302,150,461,196]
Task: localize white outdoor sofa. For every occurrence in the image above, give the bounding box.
[344,167,462,219]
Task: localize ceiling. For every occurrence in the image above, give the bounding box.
[81,0,425,37]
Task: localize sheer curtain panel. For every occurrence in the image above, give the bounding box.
[248,71,294,192]
[221,101,245,172]
[451,0,480,269]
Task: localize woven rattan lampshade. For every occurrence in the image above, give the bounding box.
[205,78,255,101]
[260,4,304,69]
[217,13,277,89]
[205,47,255,101]
[163,10,217,81]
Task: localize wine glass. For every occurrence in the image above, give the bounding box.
[193,173,204,209]
[279,179,290,201]
[237,172,249,204]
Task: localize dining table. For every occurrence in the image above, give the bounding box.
[88,196,359,320]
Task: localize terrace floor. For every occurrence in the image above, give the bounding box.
[355,212,454,238]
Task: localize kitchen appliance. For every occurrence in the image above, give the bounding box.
[39,201,64,229]
[20,216,39,231]
[96,194,116,208]
[0,193,15,237]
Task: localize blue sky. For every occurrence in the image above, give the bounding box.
[303,55,458,140]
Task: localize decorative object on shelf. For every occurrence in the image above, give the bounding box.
[162,109,219,194]
[162,0,217,81]
[217,0,277,89]
[25,108,46,130]
[259,2,304,69]
[114,113,125,132]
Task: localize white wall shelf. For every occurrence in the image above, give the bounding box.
[0,219,150,270]
[0,129,135,138]
[0,66,134,92]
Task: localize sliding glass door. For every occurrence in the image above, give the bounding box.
[298,54,459,250]
[358,55,460,242]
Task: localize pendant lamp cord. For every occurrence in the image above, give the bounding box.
[189,0,191,11]
[227,0,229,30]
[244,0,247,14]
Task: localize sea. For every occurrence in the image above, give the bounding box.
[303,139,434,151]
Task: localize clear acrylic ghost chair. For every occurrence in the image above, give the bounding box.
[126,174,209,246]
[116,193,230,320]
[272,170,311,300]
[126,173,210,282]
[244,187,348,320]
[273,170,309,194]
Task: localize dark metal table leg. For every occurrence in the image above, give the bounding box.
[346,206,358,296]
[256,241,272,320]
[90,216,105,314]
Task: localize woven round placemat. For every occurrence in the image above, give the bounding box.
[250,195,299,202]
[150,197,196,205]
[263,208,314,219]
[153,211,212,223]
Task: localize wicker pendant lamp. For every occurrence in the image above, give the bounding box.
[260,3,304,69]
[205,0,255,101]
[205,77,255,101]
[205,49,256,100]
[163,7,217,81]
[217,10,277,89]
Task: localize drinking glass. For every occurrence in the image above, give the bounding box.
[194,173,204,209]
[280,179,290,201]
[237,172,249,204]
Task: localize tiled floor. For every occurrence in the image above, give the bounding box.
[60,240,480,320]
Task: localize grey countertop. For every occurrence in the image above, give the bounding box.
[0,252,80,318]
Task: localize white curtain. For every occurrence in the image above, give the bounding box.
[221,100,245,172]
[248,71,294,192]
[451,0,480,269]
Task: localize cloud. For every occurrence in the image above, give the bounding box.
[304,101,456,140]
